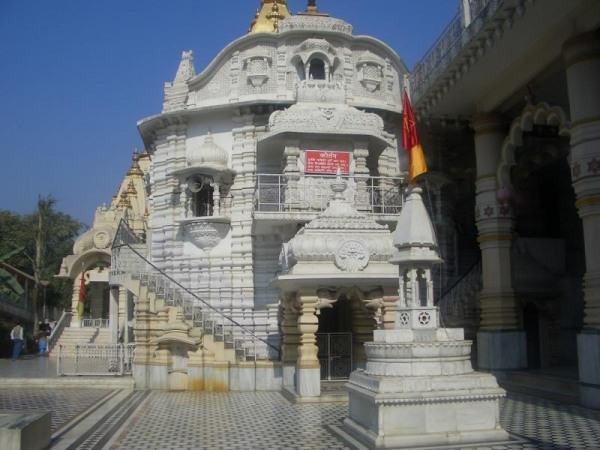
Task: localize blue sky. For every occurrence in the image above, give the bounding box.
[0,0,458,225]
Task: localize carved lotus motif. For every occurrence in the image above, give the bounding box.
[335,240,370,272]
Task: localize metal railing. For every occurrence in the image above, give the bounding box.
[111,220,281,362]
[255,173,405,215]
[47,310,71,353]
[80,318,110,328]
[57,343,134,376]
[410,0,504,101]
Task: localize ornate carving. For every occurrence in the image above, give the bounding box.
[244,56,272,88]
[182,221,228,250]
[93,231,111,249]
[335,240,370,272]
[269,101,385,136]
[278,15,353,35]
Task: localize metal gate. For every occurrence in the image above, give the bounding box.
[317,332,353,380]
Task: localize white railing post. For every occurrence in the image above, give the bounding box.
[57,345,62,376]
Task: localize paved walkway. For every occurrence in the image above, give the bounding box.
[0,354,59,378]
[1,387,599,449]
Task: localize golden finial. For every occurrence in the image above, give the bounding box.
[249,0,291,33]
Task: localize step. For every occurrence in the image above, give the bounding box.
[496,368,580,405]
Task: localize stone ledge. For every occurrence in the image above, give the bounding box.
[0,410,51,450]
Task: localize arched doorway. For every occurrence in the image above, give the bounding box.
[317,295,353,380]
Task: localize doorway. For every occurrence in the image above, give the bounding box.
[317,296,353,380]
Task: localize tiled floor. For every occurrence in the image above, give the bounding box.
[0,386,599,449]
[0,388,113,432]
[108,391,600,450]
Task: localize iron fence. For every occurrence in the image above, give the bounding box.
[57,344,135,376]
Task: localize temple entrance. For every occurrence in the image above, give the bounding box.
[317,295,353,380]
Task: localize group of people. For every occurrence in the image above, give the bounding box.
[9,319,52,361]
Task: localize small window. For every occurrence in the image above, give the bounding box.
[309,58,326,80]
[193,184,214,217]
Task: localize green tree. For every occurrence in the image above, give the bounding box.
[0,196,84,325]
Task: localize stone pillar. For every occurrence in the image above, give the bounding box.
[473,115,527,370]
[296,289,320,398]
[118,287,129,344]
[564,30,600,408]
[351,296,377,370]
[382,288,399,330]
[109,287,119,343]
[353,142,370,210]
[212,181,221,216]
[280,294,299,389]
[282,141,301,210]
[70,277,81,328]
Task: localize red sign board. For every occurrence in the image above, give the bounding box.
[305,151,350,175]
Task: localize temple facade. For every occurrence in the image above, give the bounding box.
[54,0,600,408]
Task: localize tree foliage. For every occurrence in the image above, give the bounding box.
[0,197,84,314]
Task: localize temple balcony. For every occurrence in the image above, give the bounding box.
[254,173,406,224]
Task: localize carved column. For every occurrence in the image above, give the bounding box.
[109,287,119,343]
[70,277,82,328]
[382,288,399,330]
[211,181,221,216]
[352,294,377,370]
[280,294,300,388]
[296,289,320,397]
[564,30,600,408]
[473,114,527,370]
[353,142,370,210]
[282,141,301,210]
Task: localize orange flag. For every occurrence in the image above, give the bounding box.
[402,90,428,183]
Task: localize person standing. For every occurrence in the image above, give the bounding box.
[36,322,48,355]
[10,321,24,361]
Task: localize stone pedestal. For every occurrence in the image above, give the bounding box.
[342,329,508,449]
[578,332,600,408]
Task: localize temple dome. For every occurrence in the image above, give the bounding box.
[187,134,228,168]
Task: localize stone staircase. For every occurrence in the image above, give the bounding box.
[111,244,279,365]
[49,327,112,356]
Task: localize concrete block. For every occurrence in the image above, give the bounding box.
[0,410,51,450]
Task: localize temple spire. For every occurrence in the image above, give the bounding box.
[249,0,291,33]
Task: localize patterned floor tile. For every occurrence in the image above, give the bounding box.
[109,391,600,450]
[0,388,114,432]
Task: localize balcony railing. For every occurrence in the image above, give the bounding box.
[80,318,110,328]
[410,0,504,102]
[255,173,405,216]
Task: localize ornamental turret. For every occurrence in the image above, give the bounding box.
[163,50,196,112]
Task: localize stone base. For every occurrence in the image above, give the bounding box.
[578,332,600,408]
[477,331,527,370]
[296,367,320,397]
[0,411,51,450]
[283,363,296,388]
[343,370,508,449]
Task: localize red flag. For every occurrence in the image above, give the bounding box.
[77,270,86,317]
[402,90,428,183]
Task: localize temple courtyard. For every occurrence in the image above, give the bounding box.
[0,359,599,450]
